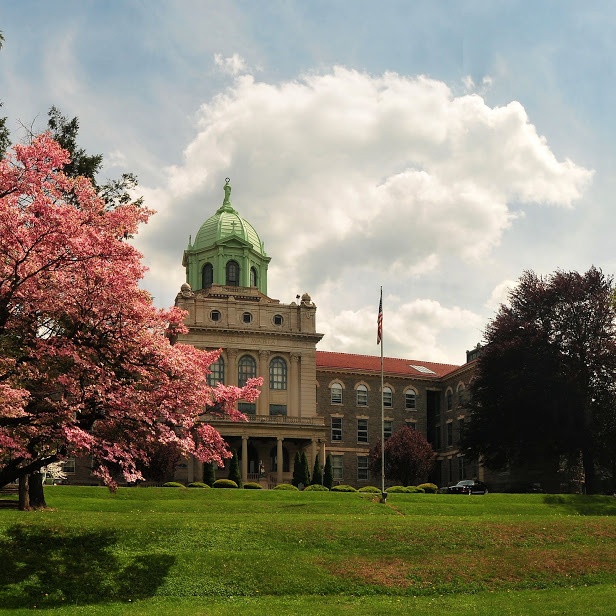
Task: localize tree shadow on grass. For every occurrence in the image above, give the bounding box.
[542,494,616,516]
[0,524,175,609]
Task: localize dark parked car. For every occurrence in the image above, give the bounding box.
[447,479,488,495]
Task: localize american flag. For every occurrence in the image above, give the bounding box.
[377,290,383,345]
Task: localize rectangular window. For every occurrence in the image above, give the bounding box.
[406,420,417,431]
[269,404,287,416]
[383,388,393,408]
[331,455,343,481]
[61,457,76,474]
[357,456,369,481]
[447,422,453,447]
[434,425,441,450]
[357,419,368,443]
[458,417,465,442]
[384,420,393,440]
[238,402,256,415]
[331,417,343,442]
[405,391,416,410]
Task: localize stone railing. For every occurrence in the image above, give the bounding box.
[201,414,325,426]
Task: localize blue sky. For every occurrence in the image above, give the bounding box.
[1,1,615,363]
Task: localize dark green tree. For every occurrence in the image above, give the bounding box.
[301,451,311,488]
[292,451,302,487]
[203,462,217,487]
[227,450,242,488]
[323,455,334,490]
[369,426,435,486]
[462,267,616,494]
[311,453,323,485]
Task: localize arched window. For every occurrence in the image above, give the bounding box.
[226,260,240,286]
[269,357,287,390]
[238,355,256,386]
[207,356,225,386]
[250,266,258,287]
[446,389,453,411]
[382,386,393,408]
[202,262,213,288]
[405,389,417,410]
[457,384,466,406]
[331,383,343,404]
[356,384,368,406]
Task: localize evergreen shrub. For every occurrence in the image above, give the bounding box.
[406,486,425,493]
[331,484,357,492]
[243,482,263,489]
[213,479,238,489]
[273,483,299,491]
[358,486,382,493]
[386,485,409,493]
[162,482,185,488]
[187,482,210,488]
[303,484,329,491]
[417,483,439,494]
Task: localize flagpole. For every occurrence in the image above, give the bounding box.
[378,287,385,501]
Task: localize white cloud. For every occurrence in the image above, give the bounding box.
[214,53,248,76]
[135,66,593,362]
[485,279,517,312]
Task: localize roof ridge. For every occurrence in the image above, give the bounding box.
[315,349,460,368]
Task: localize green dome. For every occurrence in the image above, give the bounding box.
[183,179,270,294]
[193,182,266,256]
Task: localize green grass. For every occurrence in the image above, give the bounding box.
[1,487,615,614]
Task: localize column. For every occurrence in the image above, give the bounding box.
[228,348,238,386]
[289,352,300,417]
[187,456,195,483]
[277,437,284,485]
[241,436,248,484]
[258,350,270,415]
[311,439,318,471]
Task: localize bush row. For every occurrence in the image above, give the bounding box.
[162,481,439,493]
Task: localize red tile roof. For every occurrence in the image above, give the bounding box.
[316,351,461,379]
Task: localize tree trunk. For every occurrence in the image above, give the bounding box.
[18,475,30,511]
[28,471,47,509]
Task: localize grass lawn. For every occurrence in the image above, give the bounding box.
[0,487,615,614]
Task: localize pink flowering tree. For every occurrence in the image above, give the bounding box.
[0,134,260,509]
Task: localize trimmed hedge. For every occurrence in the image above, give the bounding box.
[331,484,358,492]
[243,482,263,489]
[406,486,426,493]
[358,486,382,493]
[303,484,329,491]
[187,482,210,489]
[386,485,409,493]
[162,482,185,488]
[213,479,239,489]
[273,483,299,491]
[417,482,439,494]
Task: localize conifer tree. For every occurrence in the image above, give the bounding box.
[292,451,302,487]
[228,450,242,488]
[311,454,323,485]
[203,462,217,487]
[323,455,334,490]
[300,451,311,487]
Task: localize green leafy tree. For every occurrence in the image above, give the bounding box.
[462,267,616,494]
[311,453,323,485]
[227,450,242,488]
[323,455,334,490]
[370,426,435,486]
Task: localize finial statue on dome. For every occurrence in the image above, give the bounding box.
[223,177,232,205]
